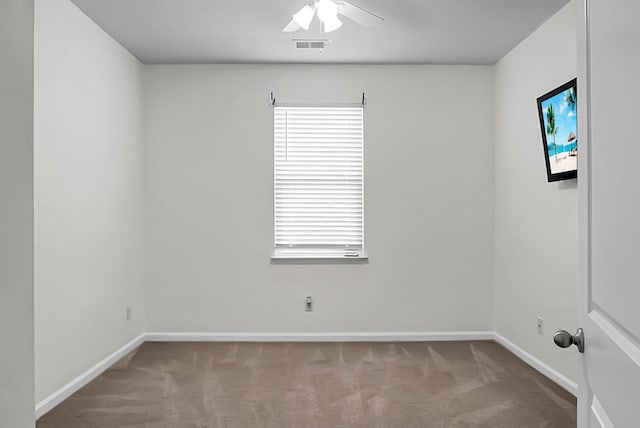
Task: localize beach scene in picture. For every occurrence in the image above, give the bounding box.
[541,85,577,174]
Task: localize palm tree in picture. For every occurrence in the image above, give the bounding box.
[566,88,576,112]
[566,88,577,155]
[546,104,559,161]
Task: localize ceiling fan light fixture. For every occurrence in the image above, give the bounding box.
[292,4,315,30]
[317,0,338,23]
[323,15,342,33]
[283,0,381,34]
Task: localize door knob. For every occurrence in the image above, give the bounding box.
[553,328,585,353]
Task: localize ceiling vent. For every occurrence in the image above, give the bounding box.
[293,39,330,50]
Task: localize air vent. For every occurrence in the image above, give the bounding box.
[293,39,330,50]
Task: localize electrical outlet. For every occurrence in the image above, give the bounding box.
[305,296,313,312]
[126,305,132,321]
[537,317,544,335]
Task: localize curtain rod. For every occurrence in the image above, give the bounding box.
[270,92,366,107]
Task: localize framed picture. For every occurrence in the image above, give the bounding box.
[537,78,578,182]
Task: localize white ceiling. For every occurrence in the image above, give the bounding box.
[70,0,570,65]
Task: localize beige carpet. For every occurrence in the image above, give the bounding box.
[37,341,576,427]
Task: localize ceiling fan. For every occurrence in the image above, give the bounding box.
[282,0,384,33]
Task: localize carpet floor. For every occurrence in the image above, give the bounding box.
[37,341,576,427]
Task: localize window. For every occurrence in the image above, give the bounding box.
[274,106,364,259]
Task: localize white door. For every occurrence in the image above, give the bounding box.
[570,0,640,426]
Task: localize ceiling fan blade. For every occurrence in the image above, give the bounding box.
[336,1,384,27]
[282,18,302,32]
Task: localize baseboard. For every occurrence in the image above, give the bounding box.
[144,331,496,342]
[35,333,145,419]
[493,333,578,396]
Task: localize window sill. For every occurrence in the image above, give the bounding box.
[270,255,369,264]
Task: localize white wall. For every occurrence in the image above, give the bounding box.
[143,65,495,334]
[34,0,146,403]
[494,2,578,382]
[0,0,35,426]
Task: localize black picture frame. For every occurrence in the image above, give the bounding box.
[537,78,578,182]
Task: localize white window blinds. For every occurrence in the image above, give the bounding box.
[274,106,364,258]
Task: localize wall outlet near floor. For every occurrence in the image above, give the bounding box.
[305,296,313,312]
[126,305,132,321]
[537,317,544,335]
